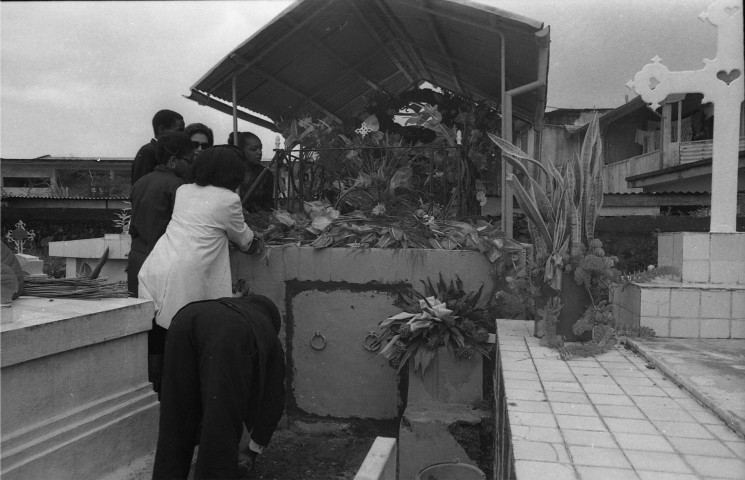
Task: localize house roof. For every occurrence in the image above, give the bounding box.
[187,0,550,132]
[1,157,132,168]
[572,93,710,136]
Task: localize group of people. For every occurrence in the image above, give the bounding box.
[127,109,284,479]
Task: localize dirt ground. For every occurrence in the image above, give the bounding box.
[248,416,399,480]
[112,415,399,480]
[246,420,383,479]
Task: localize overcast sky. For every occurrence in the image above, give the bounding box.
[0,0,717,159]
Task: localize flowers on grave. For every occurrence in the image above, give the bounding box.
[248,203,526,282]
[371,203,386,216]
[355,114,380,138]
[304,201,340,234]
[376,275,495,376]
[476,190,487,207]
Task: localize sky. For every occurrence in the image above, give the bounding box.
[0,0,718,160]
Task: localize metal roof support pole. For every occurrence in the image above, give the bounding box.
[502,79,545,233]
[500,28,549,238]
[498,31,512,237]
[232,73,238,144]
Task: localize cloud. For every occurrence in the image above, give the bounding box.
[0,0,722,157]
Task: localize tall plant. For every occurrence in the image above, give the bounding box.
[487,113,604,292]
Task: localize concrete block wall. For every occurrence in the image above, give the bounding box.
[613,283,745,339]
[398,351,489,480]
[231,246,498,420]
[493,320,532,480]
[613,232,745,339]
[658,232,745,284]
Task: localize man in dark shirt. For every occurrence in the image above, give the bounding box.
[151,294,286,480]
[128,131,194,296]
[131,110,185,185]
[128,131,194,396]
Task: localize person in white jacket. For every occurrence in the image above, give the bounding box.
[138,145,255,392]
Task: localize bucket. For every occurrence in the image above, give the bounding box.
[415,459,485,480]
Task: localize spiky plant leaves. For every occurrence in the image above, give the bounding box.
[592,324,616,347]
[506,173,555,251]
[572,307,595,336]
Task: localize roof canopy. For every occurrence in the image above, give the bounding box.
[188,0,550,132]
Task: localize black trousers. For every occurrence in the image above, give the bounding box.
[151,310,254,479]
[129,250,167,394]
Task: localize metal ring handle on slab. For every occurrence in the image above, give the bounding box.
[310,331,327,350]
[363,331,381,352]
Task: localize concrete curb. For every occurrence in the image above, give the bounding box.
[625,338,745,439]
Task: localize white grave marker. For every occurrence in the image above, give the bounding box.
[626,0,743,232]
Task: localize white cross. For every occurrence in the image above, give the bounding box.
[626,0,743,232]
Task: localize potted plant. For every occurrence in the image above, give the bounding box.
[488,116,675,358]
[376,274,495,376]
[488,113,606,342]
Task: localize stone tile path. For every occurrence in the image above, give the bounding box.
[498,320,745,480]
[627,337,745,437]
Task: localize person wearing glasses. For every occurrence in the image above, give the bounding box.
[138,146,255,385]
[132,110,185,185]
[128,131,195,394]
[186,122,214,159]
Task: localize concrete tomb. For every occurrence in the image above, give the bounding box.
[0,296,158,480]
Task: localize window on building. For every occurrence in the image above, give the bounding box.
[3,177,50,188]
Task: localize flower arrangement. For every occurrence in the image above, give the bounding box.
[246,202,526,282]
[376,275,495,376]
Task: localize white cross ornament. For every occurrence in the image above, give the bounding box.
[626,0,744,232]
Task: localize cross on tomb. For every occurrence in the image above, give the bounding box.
[626,0,744,232]
[4,220,35,254]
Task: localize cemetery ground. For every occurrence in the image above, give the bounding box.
[114,415,399,480]
[109,335,745,480]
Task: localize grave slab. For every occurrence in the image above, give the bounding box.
[48,234,131,282]
[0,296,157,480]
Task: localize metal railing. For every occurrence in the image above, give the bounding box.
[253,144,479,217]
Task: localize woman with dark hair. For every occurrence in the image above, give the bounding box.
[138,145,254,335]
[185,123,214,159]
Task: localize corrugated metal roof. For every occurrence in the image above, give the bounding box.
[188,0,549,131]
[1,194,130,201]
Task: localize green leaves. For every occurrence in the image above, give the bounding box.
[376,274,494,375]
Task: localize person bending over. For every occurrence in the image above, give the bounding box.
[151,294,286,480]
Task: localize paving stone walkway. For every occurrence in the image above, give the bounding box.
[498,320,745,480]
[626,337,745,438]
